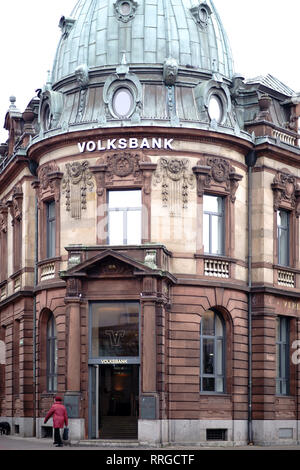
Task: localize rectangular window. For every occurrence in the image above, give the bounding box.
[108,190,141,245]
[47,316,57,392]
[13,218,22,272]
[203,195,225,255]
[277,210,289,266]
[276,317,290,395]
[46,201,56,259]
[200,310,225,393]
[0,230,7,282]
[90,302,140,359]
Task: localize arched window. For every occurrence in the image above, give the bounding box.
[200,309,225,393]
[47,315,57,392]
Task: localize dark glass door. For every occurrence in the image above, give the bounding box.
[99,364,139,439]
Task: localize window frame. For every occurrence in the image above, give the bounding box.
[107,189,142,246]
[46,314,57,393]
[276,316,290,396]
[200,309,226,394]
[203,194,225,256]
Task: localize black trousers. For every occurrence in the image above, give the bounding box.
[54,428,63,445]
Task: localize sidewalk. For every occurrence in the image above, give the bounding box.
[1,435,300,451]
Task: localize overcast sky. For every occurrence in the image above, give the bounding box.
[0,0,299,142]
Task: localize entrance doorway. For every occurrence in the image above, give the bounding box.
[89,364,139,439]
[88,301,140,439]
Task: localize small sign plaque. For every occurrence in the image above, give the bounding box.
[140,395,157,420]
[64,394,80,419]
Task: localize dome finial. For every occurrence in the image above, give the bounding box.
[9,96,17,109]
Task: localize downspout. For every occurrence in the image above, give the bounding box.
[28,159,39,437]
[245,150,257,446]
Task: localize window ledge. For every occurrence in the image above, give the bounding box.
[199,392,230,397]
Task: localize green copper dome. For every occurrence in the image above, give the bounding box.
[52,0,234,84]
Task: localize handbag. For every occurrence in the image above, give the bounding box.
[63,427,69,441]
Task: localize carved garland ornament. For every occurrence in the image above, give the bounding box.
[153,158,195,216]
[62,161,94,219]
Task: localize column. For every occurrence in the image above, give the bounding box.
[66,300,81,392]
[65,298,81,419]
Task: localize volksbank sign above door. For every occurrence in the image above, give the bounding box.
[78,137,174,153]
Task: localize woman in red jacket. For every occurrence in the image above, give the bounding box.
[44,396,68,447]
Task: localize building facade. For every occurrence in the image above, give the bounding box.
[0,0,300,446]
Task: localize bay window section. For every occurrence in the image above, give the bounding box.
[203,195,225,256]
[108,190,141,245]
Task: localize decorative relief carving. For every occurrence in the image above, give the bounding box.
[62,161,94,219]
[271,169,299,212]
[153,158,195,215]
[95,259,133,276]
[90,153,156,195]
[6,186,23,223]
[193,156,243,202]
[107,153,141,180]
[75,64,89,122]
[144,250,157,270]
[35,163,63,205]
[163,58,178,86]
[66,278,82,298]
[0,204,8,233]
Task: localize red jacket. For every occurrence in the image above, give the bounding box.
[44,403,68,429]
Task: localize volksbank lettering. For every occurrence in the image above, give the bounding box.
[100,359,128,364]
[78,137,174,153]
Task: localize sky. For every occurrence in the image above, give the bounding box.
[0,0,299,143]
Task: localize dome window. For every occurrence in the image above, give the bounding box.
[190,2,212,30]
[199,7,208,24]
[114,0,138,23]
[112,88,134,118]
[41,102,52,131]
[120,1,131,15]
[208,95,223,124]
